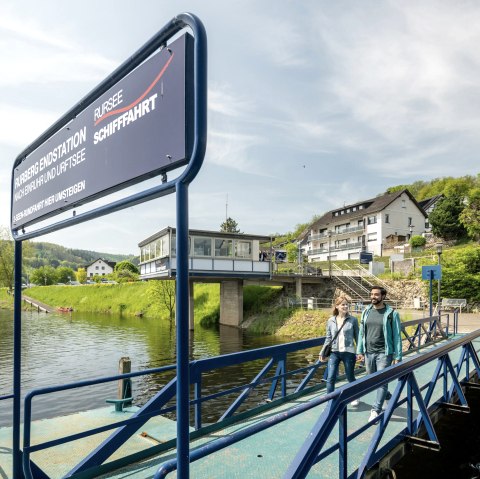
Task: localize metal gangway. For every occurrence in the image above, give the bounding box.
[12,310,480,478]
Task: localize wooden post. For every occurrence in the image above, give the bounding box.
[117,357,131,399]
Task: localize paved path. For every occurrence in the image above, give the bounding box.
[456,312,480,333]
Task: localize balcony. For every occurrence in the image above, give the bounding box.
[331,242,362,252]
[308,225,364,242]
[334,225,364,236]
[308,248,328,255]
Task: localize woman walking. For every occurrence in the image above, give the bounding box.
[320,296,360,405]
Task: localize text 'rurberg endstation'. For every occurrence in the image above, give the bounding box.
[14,127,87,194]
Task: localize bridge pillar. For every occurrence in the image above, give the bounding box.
[295,277,303,298]
[220,280,244,327]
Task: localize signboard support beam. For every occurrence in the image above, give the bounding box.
[13,241,23,478]
[176,180,190,477]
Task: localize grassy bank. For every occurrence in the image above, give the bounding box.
[25,282,220,323]
[16,282,330,338]
[0,288,13,309]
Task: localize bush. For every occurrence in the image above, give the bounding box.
[409,235,426,248]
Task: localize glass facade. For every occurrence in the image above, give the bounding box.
[140,233,253,263]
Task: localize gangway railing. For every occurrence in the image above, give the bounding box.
[21,314,456,478]
[155,322,479,479]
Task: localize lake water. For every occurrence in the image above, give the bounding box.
[0,309,322,427]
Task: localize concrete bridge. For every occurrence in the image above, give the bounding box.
[187,273,336,328]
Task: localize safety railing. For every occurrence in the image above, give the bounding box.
[21,314,457,478]
[155,324,479,479]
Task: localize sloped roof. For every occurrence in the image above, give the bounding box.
[418,194,444,212]
[304,189,426,235]
[86,258,116,269]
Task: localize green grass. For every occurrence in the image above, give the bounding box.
[0,288,13,309]
[24,282,221,323]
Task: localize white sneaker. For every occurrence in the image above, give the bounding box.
[350,399,360,407]
[368,409,379,422]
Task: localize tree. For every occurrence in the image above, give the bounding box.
[428,195,467,240]
[220,217,240,233]
[147,280,176,321]
[76,267,87,284]
[285,243,299,263]
[30,266,57,285]
[459,188,480,241]
[114,260,139,283]
[114,260,139,274]
[56,266,76,283]
[0,227,14,290]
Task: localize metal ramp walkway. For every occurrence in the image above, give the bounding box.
[13,314,480,479]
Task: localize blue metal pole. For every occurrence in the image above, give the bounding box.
[429,270,433,317]
[176,180,190,478]
[13,240,23,478]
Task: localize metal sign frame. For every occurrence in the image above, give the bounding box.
[10,12,206,479]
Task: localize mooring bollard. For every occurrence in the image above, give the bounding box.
[118,357,132,402]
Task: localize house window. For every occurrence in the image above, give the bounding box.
[367,215,377,225]
[193,237,212,256]
[408,217,413,226]
[95,266,99,270]
[402,200,406,208]
[215,239,233,257]
[101,266,105,270]
[385,214,390,223]
[368,233,377,242]
[235,240,252,258]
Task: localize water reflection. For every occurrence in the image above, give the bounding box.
[0,309,324,427]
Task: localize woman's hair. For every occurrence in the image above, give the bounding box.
[333,295,350,316]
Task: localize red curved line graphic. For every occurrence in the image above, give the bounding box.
[94,52,175,126]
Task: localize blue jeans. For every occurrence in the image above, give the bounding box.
[365,352,393,413]
[326,351,356,393]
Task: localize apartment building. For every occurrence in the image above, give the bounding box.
[303,189,427,262]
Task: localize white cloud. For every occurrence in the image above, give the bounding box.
[0,9,116,87]
[206,128,265,173]
[0,103,58,148]
[208,85,254,117]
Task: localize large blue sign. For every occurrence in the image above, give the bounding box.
[11,34,193,230]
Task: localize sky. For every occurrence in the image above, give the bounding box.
[1,0,480,255]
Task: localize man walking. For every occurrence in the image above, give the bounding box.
[356,286,402,422]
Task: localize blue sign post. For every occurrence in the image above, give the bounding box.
[422,265,442,317]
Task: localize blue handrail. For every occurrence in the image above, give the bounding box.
[154,328,480,479]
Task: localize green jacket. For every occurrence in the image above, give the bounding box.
[356,304,402,361]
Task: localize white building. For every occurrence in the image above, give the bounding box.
[303,189,427,262]
[138,227,272,280]
[86,258,116,278]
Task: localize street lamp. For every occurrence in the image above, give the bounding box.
[328,230,332,278]
[436,242,443,309]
